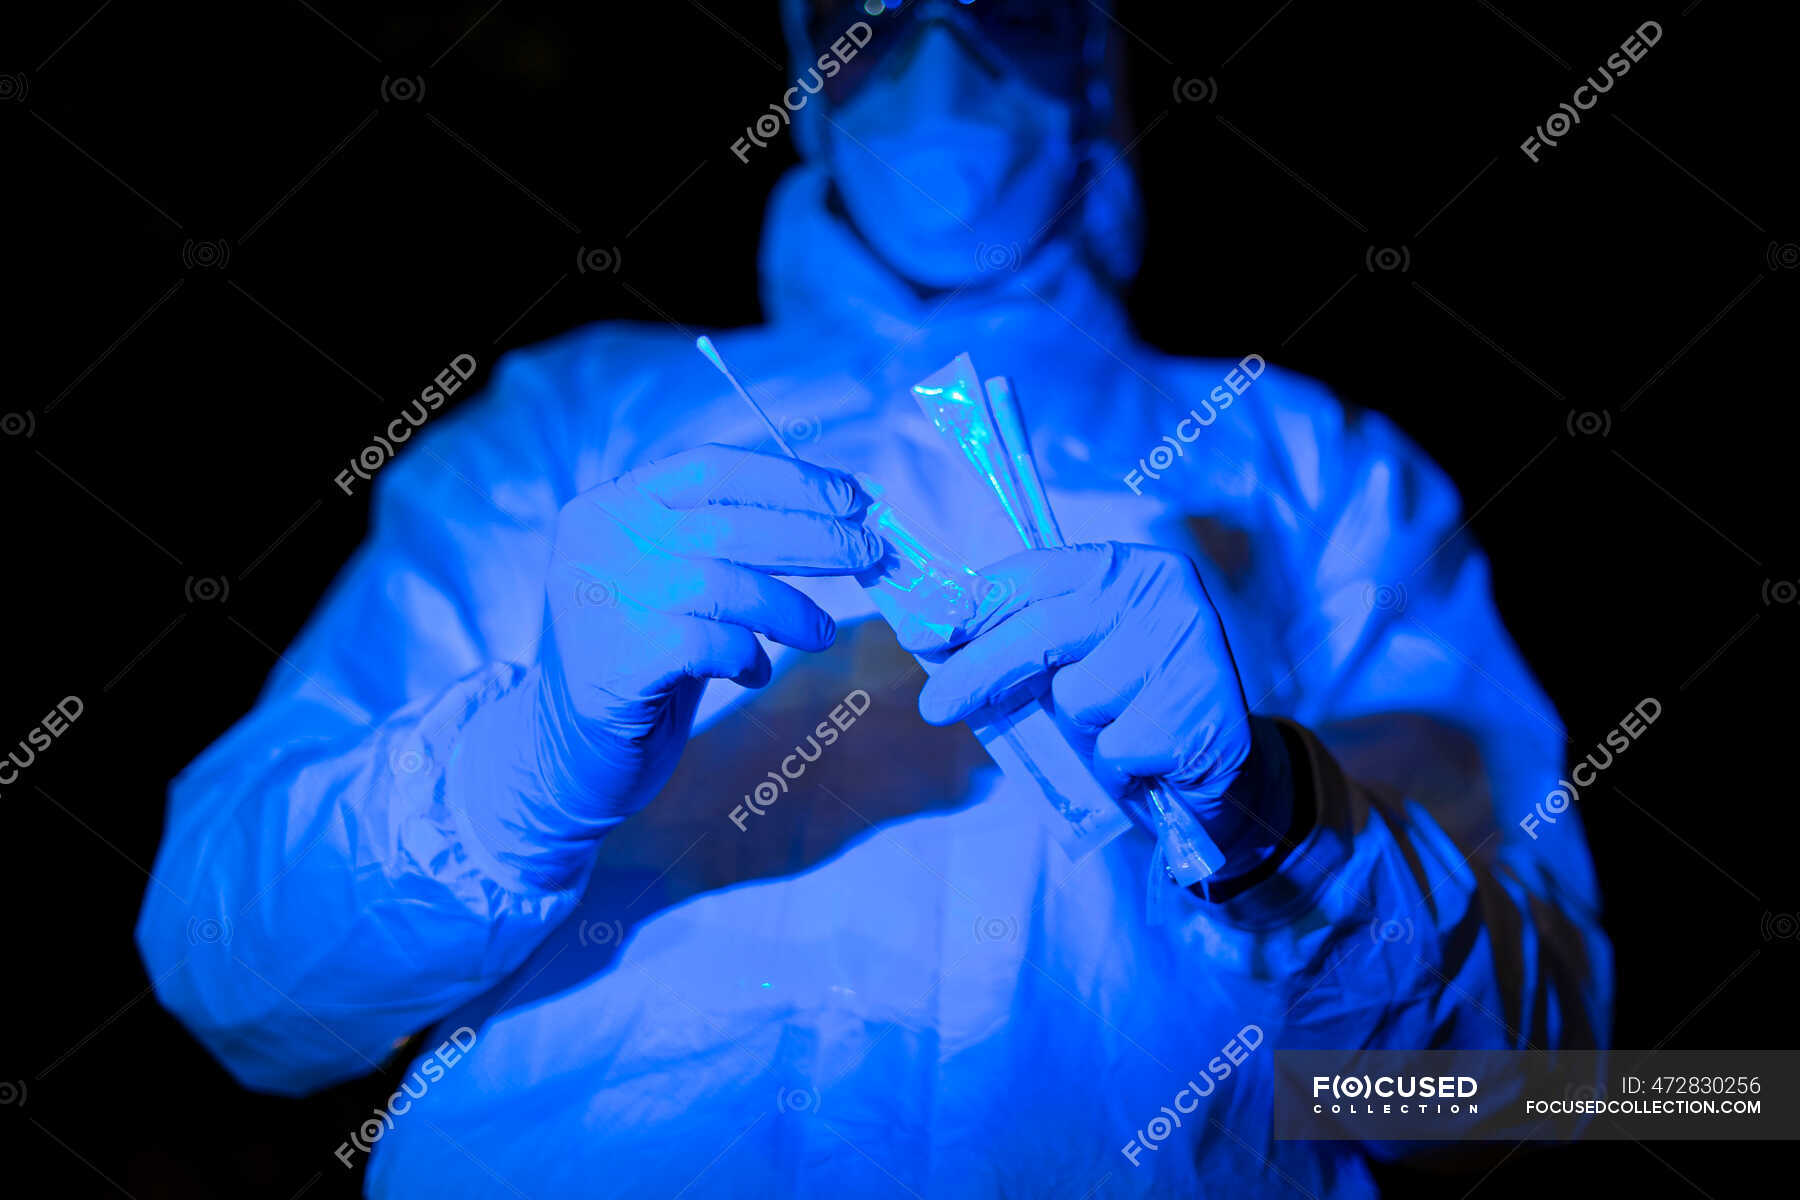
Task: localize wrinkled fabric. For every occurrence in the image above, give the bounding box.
[136,157,1610,1198]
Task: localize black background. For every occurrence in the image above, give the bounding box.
[4,2,1794,1196]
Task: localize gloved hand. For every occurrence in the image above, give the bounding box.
[535,444,884,821]
[919,542,1293,876]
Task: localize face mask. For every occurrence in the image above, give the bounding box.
[820,18,1083,290]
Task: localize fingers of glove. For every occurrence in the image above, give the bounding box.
[945,544,1122,646]
[566,495,883,577]
[661,505,886,575]
[639,616,773,690]
[648,558,837,651]
[1090,707,1183,797]
[622,444,865,517]
[919,595,1110,726]
[1047,630,1154,733]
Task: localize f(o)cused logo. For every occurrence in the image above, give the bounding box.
[577,246,621,275]
[0,411,36,438]
[185,575,229,604]
[187,916,234,945]
[578,919,624,948]
[974,915,1019,943]
[576,578,621,607]
[1369,916,1414,944]
[1364,246,1411,273]
[1565,410,1612,438]
[1172,77,1217,104]
[390,746,428,775]
[380,76,425,104]
[978,575,1018,611]
[1364,582,1406,614]
[782,414,821,445]
[976,242,1022,272]
[775,1086,820,1114]
[1762,579,1798,606]
[1761,912,1799,942]
[1766,242,1800,271]
[181,238,231,270]
[1565,1080,1606,1103]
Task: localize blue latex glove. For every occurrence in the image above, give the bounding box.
[919,542,1292,876]
[537,443,884,821]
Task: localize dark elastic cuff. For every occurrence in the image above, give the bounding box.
[1189,718,1316,903]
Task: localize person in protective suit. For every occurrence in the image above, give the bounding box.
[137,1,1610,1195]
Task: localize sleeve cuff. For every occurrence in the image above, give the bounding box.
[1190,717,1356,926]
